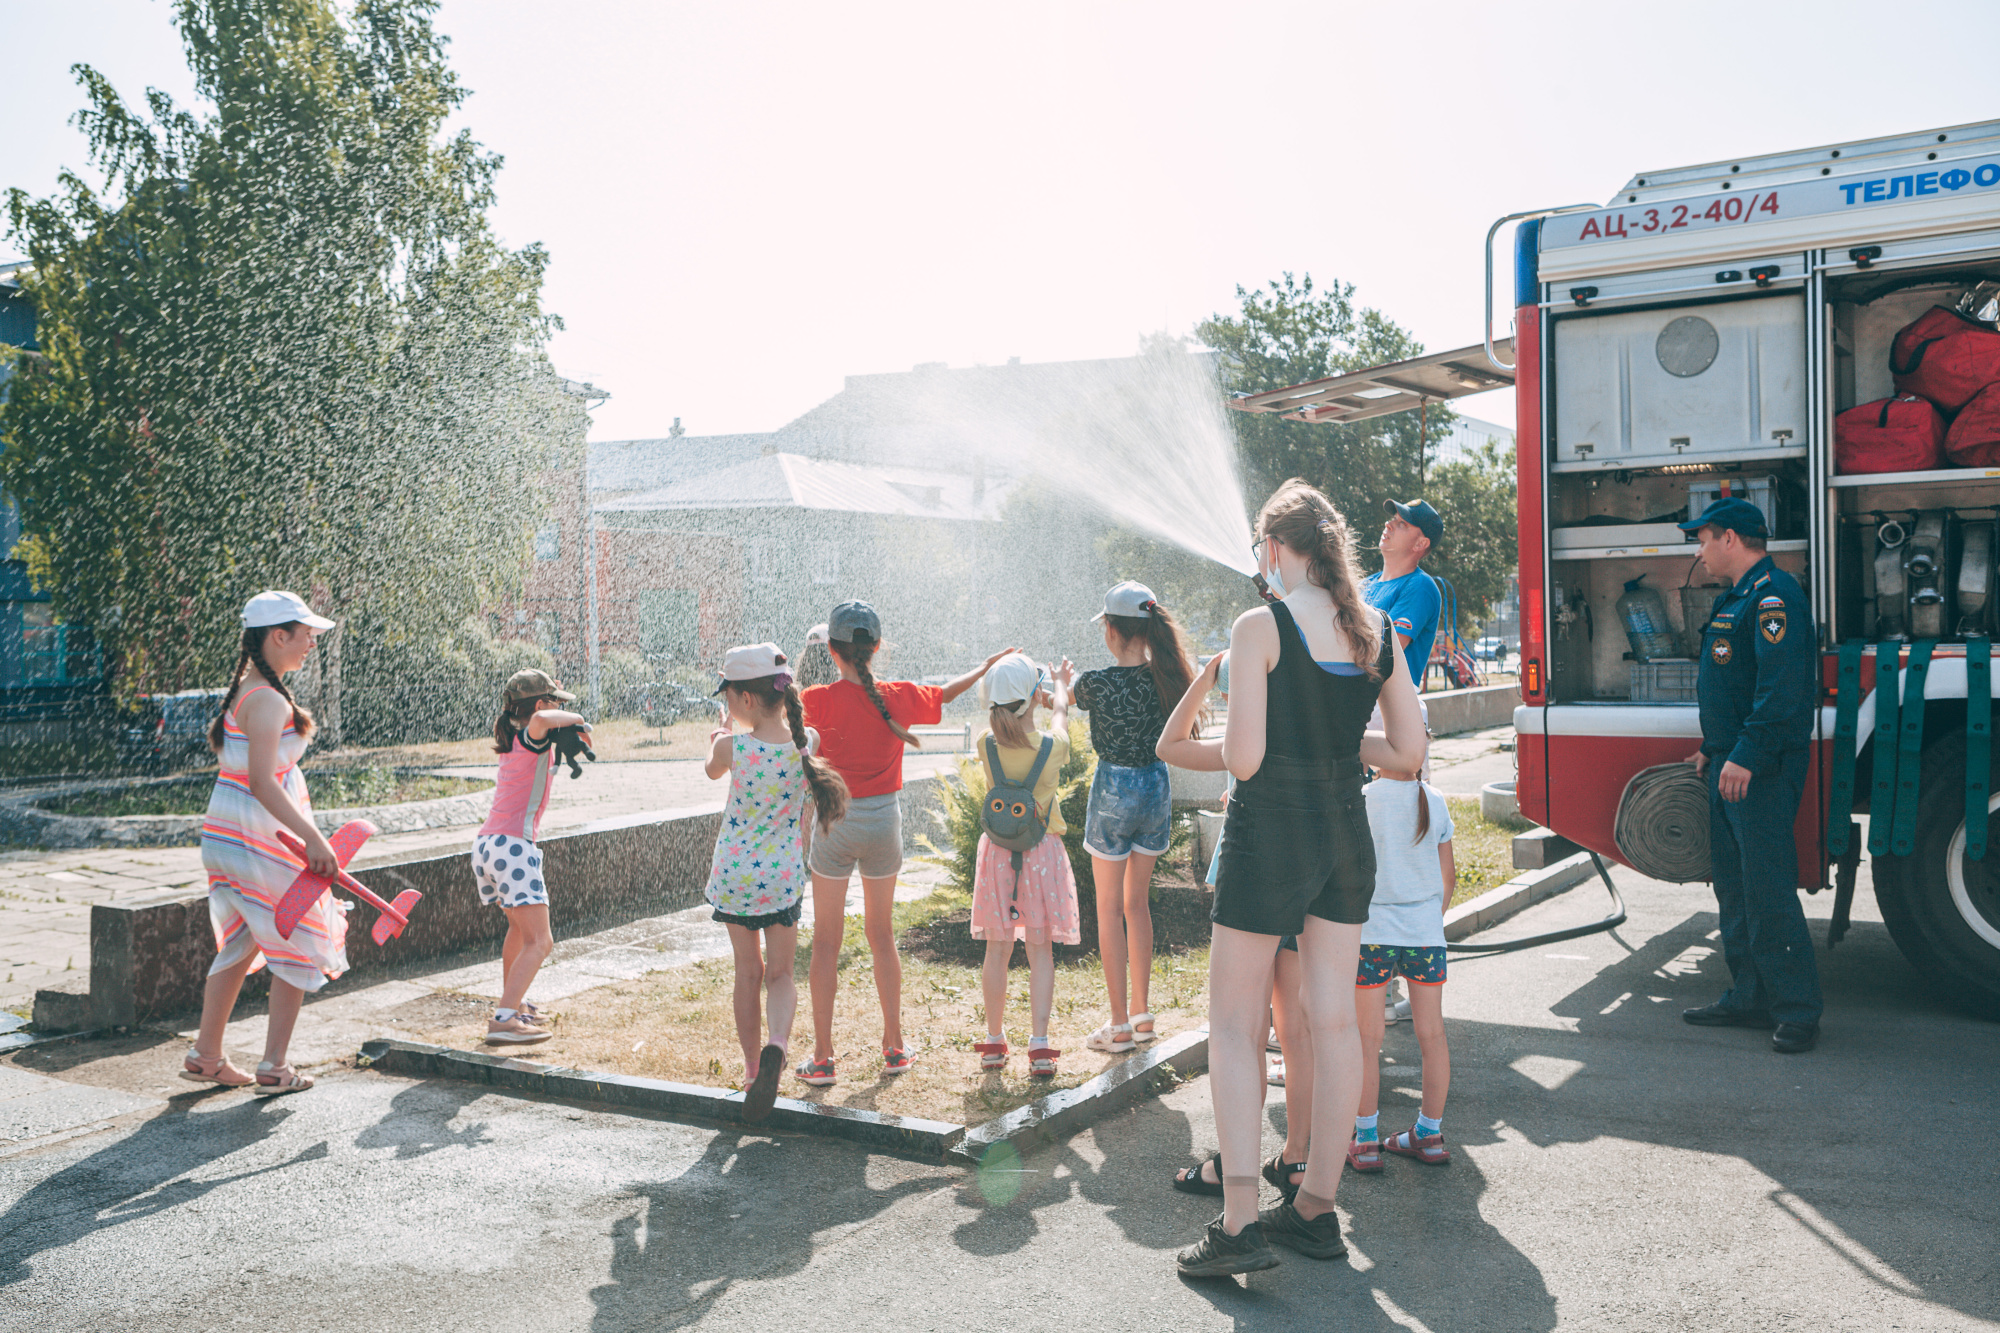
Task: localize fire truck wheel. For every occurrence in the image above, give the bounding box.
[1874,733,2000,1021]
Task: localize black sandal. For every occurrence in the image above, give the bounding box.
[1262,1152,1308,1202]
[1171,1154,1224,1197]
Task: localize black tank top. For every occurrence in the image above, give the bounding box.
[1256,600,1395,776]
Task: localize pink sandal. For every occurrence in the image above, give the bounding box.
[975,1040,1009,1072]
[1028,1045,1061,1078]
[252,1062,315,1097]
[179,1049,254,1088]
[1383,1126,1450,1165]
[1346,1137,1383,1172]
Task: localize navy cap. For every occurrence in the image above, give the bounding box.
[1678,497,1769,540]
[827,600,881,643]
[1384,498,1444,543]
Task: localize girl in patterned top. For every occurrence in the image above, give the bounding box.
[704,643,850,1120]
[1073,581,1201,1054]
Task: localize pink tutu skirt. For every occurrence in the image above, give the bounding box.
[972,834,1081,944]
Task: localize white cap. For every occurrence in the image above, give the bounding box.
[983,652,1046,712]
[241,590,335,631]
[714,642,790,693]
[805,623,830,647]
[1092,580,1158,622]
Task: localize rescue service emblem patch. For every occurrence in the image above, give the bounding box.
[1711,637,1733,665]
[1761,604,1787,643]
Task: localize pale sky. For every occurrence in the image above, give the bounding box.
[7,1,1999,442]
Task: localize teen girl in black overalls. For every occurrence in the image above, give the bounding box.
[1157,480,1428,1276]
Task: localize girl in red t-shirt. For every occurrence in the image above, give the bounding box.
[795,599,1014,1086]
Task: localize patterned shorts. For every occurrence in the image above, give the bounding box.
[1356,943,1446,987]
[472,834,548,908]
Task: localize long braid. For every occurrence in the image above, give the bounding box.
[207,648,255,752]
[247,630,316,739]
[782,684,851,830]
[833,635,921,748]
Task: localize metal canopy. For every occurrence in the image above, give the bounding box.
[1226,338,1514,425]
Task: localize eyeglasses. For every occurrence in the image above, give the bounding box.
[1251,537,1268,561]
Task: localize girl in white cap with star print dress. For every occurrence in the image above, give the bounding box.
[704,643,850,1120]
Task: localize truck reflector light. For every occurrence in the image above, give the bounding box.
[1525,660,1542,694]
[1525,588,1544,646]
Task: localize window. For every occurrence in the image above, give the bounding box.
[813,547,840,586]
[3,601,100,687]
[745,538,777,583]
[534,611,560,654]
[534,523,562,561]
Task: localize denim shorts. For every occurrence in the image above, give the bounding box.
[1084,761,1172,860]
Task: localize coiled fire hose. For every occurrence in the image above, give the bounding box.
[1447,766,1714,955]
[1613,763,1713,883]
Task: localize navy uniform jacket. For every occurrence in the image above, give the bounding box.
[1697,555,1816,772]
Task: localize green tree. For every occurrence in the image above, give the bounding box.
[0,0,572,738]
[1197,273,1517,635]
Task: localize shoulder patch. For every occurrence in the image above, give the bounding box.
[1759,595,1785,610]
[1753,573,1772,589]
[1760,605,1787,644]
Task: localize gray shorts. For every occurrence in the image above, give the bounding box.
[808,792,903,879]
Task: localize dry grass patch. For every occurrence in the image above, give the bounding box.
[388,883,1211,1127]
[1447,795,1535,908]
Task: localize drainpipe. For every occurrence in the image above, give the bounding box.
[587,506,602,708]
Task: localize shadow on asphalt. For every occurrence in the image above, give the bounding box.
[584,1130,938,1329]
[0,1095,322,1286]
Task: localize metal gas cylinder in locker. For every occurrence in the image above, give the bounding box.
[1551,298,1806,471]
[1905,511,1953,640]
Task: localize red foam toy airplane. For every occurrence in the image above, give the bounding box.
[272,819,422,947]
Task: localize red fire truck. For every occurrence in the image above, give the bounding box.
[1232,119,2000,1018]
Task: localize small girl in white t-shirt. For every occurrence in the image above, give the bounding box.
[1348,768,1456,1171]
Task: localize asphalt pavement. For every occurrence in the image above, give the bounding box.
[2,861,1995,1332]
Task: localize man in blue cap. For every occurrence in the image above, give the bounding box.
[1367,499,1445,688]
[1677,496,1822,1053]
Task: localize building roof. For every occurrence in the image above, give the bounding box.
[587,433,773,494]
[595,452,1009,522]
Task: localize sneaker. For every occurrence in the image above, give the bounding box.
[1175,1216,1280,1277]
[882,1046,916,1076]
[1388,997,1412,1024]
[794,1056,837,1087]
[1258,1199,1348,1260]
[484,1017,551,1046]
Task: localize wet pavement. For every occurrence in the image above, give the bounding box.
[3,857,1993,1330]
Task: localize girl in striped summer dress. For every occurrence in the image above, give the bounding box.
[183,591,341,1097]
[474,668,590,1046]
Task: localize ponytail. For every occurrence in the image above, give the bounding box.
[829,633,920,748]
[1412,778,1432,846]
[207,624,316,752]
[1257,478,1385,679]
[493,698,537,754]
[1106,600,1202,731]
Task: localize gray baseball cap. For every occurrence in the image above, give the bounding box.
[827,600,881,643]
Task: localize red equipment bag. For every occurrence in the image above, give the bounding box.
[1834,395,1947,474]
[1890,305,2000,413]
[1946,381,2000,467]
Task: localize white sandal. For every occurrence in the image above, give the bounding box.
[1130,1011,1158,1043]
[1086,1023,1135,1053]
[252,1062,315,1097]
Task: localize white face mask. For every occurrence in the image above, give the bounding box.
[1260,545,1289,599]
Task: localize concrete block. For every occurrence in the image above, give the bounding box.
[30,975,92,1033]
[1170,767,1229,808]
[954,1028,1208,1162]
[1512,827,1581,870]
[1195,810,1224,868]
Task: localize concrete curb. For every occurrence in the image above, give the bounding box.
[357,1038,967,1161]
[952,1029,1209,1164]
[1444,850,1598,943]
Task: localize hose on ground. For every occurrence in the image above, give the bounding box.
[1446,851,1628,954]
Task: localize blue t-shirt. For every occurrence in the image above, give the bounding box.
[1364,569,1441,687]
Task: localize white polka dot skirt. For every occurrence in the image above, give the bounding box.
[471,833,550,908]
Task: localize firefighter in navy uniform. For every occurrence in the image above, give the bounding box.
[1677,497,1824,1054]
